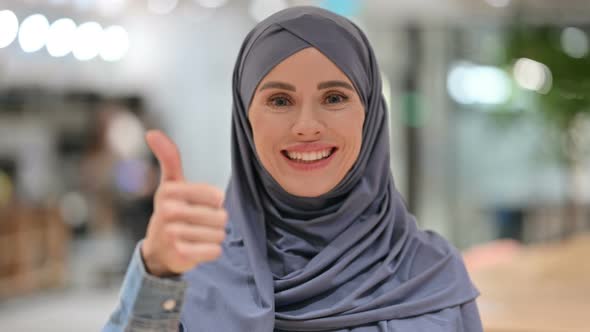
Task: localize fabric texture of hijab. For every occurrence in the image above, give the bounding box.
[180,6,481,332]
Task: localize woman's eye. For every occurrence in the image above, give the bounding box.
[268,95,292,108]
[324,93,348,105]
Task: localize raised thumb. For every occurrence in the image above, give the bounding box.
[145,130,184,182]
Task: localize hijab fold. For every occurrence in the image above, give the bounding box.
[181,6,479,331]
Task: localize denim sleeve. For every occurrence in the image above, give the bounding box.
[103,240,188,332]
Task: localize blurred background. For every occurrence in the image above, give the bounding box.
[0,0,588,331]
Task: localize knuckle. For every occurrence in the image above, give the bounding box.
[213,230,226,243]
[190,243,219,262]
[192,182,209,194]
[219,210,229,227]
[202,245,222,261]
[197,183,224,205]
[173,242,188,259]
[159,202,177,220]
[156,183,171,198]
[163,225,178,242]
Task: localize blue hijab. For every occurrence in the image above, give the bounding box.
[181,6,481,331]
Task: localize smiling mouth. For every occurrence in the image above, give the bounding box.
[281,147,337,163]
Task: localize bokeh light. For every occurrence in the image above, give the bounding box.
[59,191,89,227]
[447,62,511,105]
[100,25,129,62]
[115,159,149,194]
[96,0,128,16]
[148,0,178,15]
[513,58,553,94]
[485,0,511,8]
[46,18,77,57]
[561,27,589,59]
[18,14,50,53]
[0,10,19,49]
[73,21,103,61]
[196,0,228,9]
[106,111,146,159]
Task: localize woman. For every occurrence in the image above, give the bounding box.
[105,6,482,332]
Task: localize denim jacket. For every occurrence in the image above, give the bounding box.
[103,241,187,332]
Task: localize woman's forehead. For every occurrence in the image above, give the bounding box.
[258,47,355,88]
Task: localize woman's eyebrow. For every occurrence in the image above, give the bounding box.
[258,81,296,92]
[317,80,354,91]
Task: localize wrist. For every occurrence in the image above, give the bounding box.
[140,242,178,278]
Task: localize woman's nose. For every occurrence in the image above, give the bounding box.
[291,109,324,138]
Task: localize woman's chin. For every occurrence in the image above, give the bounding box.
[281,181,336,198]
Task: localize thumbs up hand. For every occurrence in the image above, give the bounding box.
[141,130,227,277]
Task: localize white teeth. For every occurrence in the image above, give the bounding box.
[286,149,333,162]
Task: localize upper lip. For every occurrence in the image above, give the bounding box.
[282,142,337,153]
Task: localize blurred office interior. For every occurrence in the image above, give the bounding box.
[0,0,589,331]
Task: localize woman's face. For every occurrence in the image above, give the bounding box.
[248,47,365,197]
